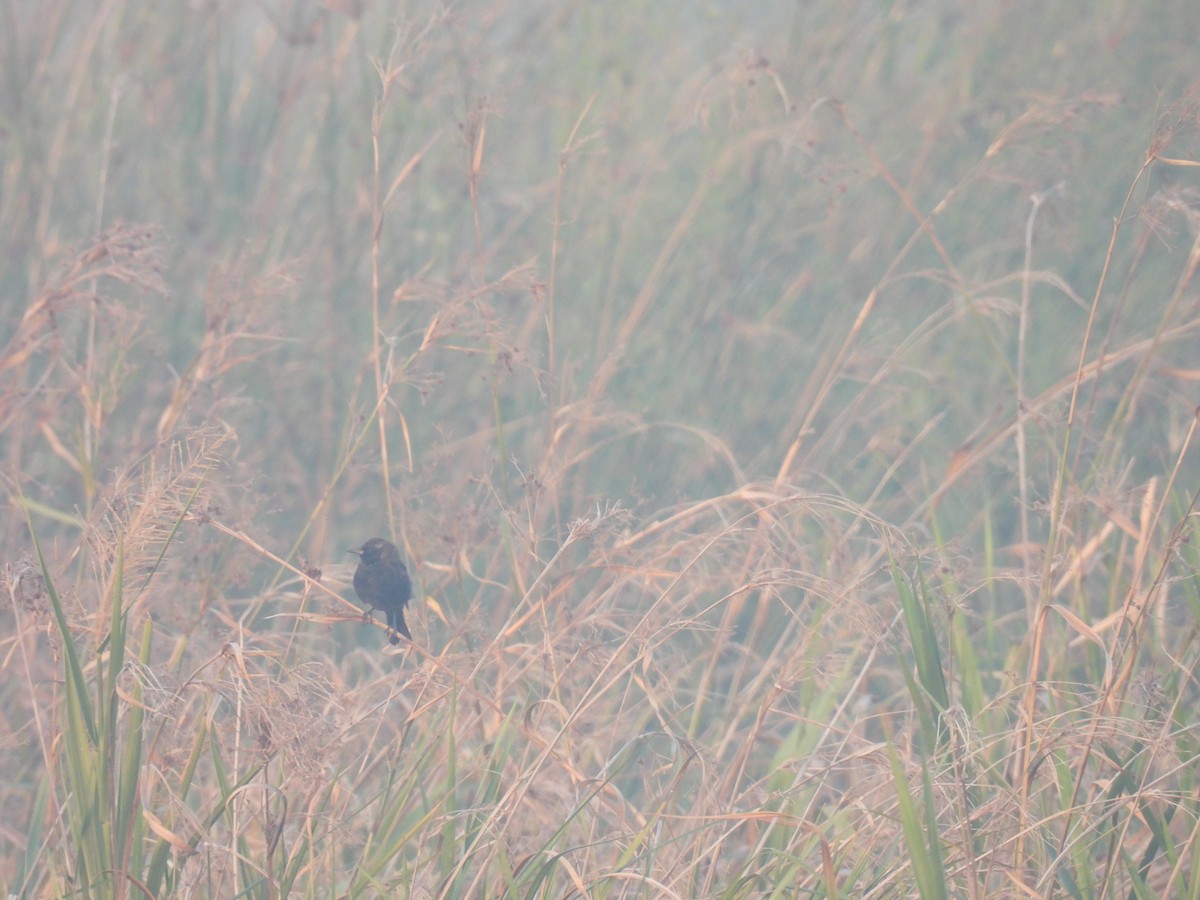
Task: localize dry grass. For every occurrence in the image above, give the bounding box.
[4,3,1200,898]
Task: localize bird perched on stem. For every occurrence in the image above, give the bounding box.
[348,537,412,644]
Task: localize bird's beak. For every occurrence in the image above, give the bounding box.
[347,548,361,556]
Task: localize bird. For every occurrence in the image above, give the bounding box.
[348,537,412,644]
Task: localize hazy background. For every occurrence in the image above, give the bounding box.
[5,4,1195,571]
[4,2,1200,895]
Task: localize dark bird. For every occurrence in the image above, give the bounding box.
[348,537,412,644]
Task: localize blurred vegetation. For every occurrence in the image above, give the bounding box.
[3,1,1200,896]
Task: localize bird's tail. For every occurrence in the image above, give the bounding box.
[387,608,411,643]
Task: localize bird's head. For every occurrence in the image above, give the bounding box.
[348,537,398,565]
